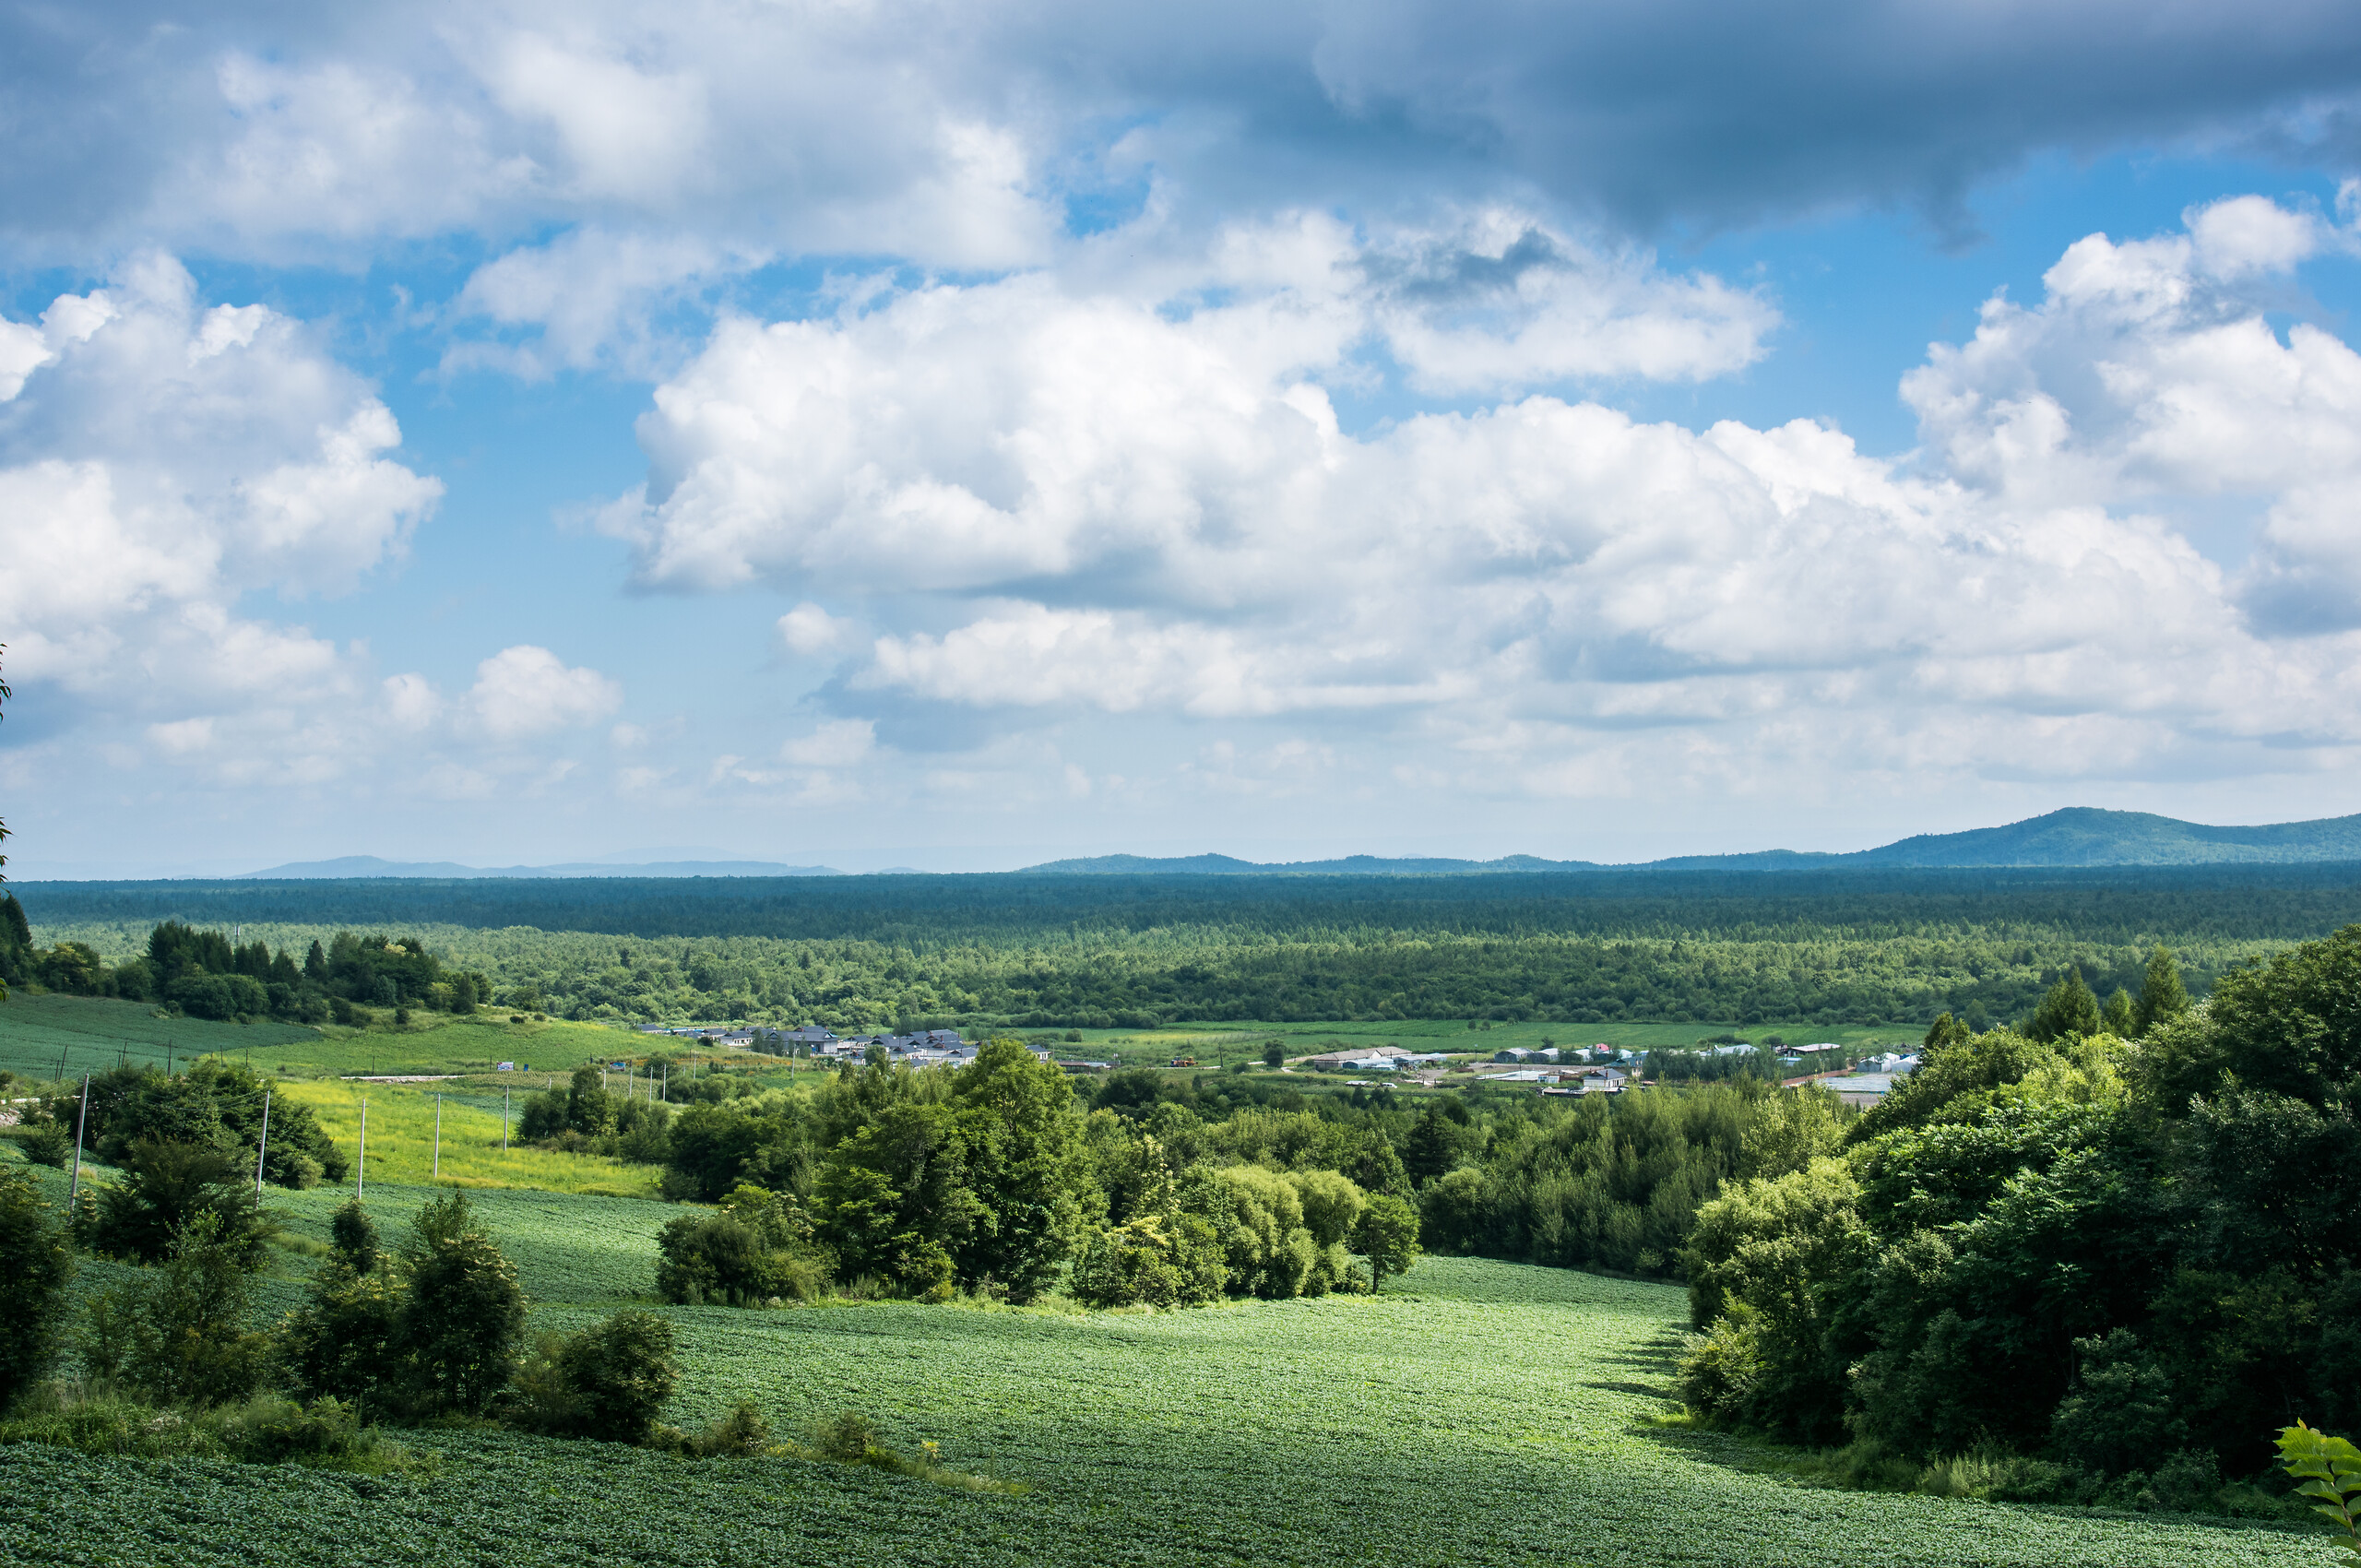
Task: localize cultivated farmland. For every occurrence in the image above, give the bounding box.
[1,1152,2318,1568]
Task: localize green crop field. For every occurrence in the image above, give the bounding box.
[0,1150,2318,1567]
[0,992,319,1081]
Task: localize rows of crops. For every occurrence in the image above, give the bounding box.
[1,1153,2319,1567]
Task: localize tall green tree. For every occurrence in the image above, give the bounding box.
[0,1168,73,1410]
[395,1191,527,1416]
[1353,1194,1422,1290]
[2135,945,2190,1034]
[2027,967,2104,1043]
[946,1038,1093,1301]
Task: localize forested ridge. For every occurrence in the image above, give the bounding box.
[15,865,2359,1030]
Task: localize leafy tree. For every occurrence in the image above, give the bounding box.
[1068,1140,1226,1309]
[394,1191,526,1416]
[663,1098,815,1201]
[93,1139,271,1268]
[330,1197,381,1274]
[109,1209,271,1406]
[2026,966,2103,1043]
[2135,944,2190,1034]
[565,1065,619,1135]
[278,1249,408,1414]
[1263,1041,1285,1069]
[1403,1102,1465,1184]
[1353,1193,1421,1290]
[0,1168,74,1410]
[944,1038,1093,1300]
[1350,1132,1412,1199]
[1208,1164,1319,1298]
[1679,1156,1866,1443]
[2102,988,2136,1037]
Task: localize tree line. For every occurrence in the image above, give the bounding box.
[3,911,496,1024]
[1675,932,2361,1510]
[644,1040,1421,1309]
[15,891,2328,1034]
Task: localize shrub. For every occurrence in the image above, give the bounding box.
[0,1385,431,1475]
[394,1191,526,1416]
[0,1168,75,1410]
[510,1310,678,1443]
[656,1186,827,1306]
[18,1116,71,1168]
[692,1398,772,1456]
[808,1409,884,1462]
[278,1256,408,1414]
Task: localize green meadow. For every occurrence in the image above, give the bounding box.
[0,1146,2315,1568]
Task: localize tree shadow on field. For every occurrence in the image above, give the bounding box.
[1603,1327,1753,1466]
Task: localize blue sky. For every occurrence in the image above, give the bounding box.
[6,3,2361,875]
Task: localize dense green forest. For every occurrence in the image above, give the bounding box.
[1677,925,2361,1506]
[14,863,2359,1030]
[0,901,494,1025]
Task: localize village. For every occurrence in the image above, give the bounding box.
[633,1022,1923,1105]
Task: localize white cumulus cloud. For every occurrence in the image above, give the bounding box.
[599,197,2361,797]
[466,646,625,740]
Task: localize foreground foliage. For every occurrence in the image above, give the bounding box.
[1679,932,2361,1500]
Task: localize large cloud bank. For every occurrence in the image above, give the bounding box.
[600,197,2361,799]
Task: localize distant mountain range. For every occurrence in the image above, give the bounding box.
[231,808,2361,882]
[1022,808,2361,874]
[239,855,845,879]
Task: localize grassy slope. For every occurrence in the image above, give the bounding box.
[0,993,670,1085]
[277,1079,662,1199]
[0,1148,2318,1568]
[0,992,317,1081]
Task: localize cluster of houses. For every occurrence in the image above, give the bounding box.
[1487,1063,1633,1094]
[1491,1045,1628,1065]
[1826,1051,1923,1108]
[1299,1045,1453,1074]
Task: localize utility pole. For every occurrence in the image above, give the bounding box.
[254,1088,272,1197]
[433,1093,443,1179]
[68,1073,89,1205]
[356,1096,368,1198]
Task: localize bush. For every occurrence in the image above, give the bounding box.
[509,1310,679,1443]
[394,1191,526,1416]
[0,1168,75,1410]
[808,1409,884,1462]
[0,1385,432,1475]
[655,1188,828,1306]
[18,1117,71,1168]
